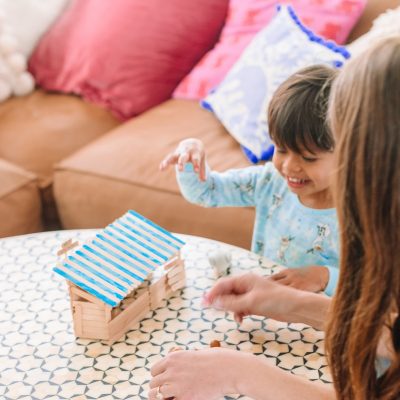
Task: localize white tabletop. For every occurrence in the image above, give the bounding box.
[0,230,331,400]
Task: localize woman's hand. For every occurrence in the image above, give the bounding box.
[160,138,206,181]
[149,345,335,400]
[270,266,329,293]
[148,348,242,400]
[203,272,330,330]
[203,272,300,323]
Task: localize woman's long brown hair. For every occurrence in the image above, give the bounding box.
[326,37,400,399]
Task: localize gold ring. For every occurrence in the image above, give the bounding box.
[156,386,164,400]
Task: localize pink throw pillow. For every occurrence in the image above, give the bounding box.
[173,0,366,100]
[29,0,229,120]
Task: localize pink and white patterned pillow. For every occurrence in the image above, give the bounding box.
[173,0,366,100]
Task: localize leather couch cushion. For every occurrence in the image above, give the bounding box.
[54,100,255,248]
[0,159,42,237]
[0,90,119,188]
[346,0,399,42]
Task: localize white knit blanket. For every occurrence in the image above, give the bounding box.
[0,0,68,101]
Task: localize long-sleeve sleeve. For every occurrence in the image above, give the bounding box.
[176,162,267,208]
[324,265,339,296]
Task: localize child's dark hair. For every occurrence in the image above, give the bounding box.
[268,64,338,154]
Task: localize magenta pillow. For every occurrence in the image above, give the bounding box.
[28,0,229,120]
[173,0,366,100]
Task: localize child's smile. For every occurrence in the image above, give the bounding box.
[273,146,335,209]
[286,176,311,189]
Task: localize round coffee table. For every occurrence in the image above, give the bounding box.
[0,230,331,399]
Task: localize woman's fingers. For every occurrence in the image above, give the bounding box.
[275,277,292,286]
[149,356,178,399]
[148,372,165,389]
[205,273,256,305]
[270,271,288,281]
[150,357,168,378]
[148,387,157,400]
[204,276,240,305]
[148,384,175,400]
[211,293,249,314]
[234,312,245,324]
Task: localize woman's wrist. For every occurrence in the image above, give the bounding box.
[235,352,335,400]
[230,351,258,396]
[257,278,329,330]
[287,289,330,330]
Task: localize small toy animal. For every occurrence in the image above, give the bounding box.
[208,249,232,277]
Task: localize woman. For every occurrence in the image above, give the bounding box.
[149,37,400,400]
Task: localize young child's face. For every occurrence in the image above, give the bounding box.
[272,145,335,208]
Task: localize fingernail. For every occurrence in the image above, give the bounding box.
[201,293,210,307]
[212,298,223,310]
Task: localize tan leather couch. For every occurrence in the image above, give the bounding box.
[0,0,396,247]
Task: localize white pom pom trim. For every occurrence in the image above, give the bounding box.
[13,72,35,96]
[0,17,34,100]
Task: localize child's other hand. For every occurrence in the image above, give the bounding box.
[159,138,206,181]
[270,266,329,293]
[148,348,242,400]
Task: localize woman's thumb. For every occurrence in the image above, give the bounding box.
[211,294,247,313]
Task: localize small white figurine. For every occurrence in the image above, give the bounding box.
[208,249,232,277]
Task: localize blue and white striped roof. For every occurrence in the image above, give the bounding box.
[54,210,185,307]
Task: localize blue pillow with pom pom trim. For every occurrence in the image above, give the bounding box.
[201,4,350,163]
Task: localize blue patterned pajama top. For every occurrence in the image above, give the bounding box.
[177,162,339,296]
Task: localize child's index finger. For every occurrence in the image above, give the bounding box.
[199,163,206,181]
[191,153,201,173]
[159,154,174,170]
[192,160,200,172]
[198,156,206,181]
[177,152,190,170]
[159,155,171,171]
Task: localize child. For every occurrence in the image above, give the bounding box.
[160,65,339,296]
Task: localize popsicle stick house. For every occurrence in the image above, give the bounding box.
[54,210,186,342]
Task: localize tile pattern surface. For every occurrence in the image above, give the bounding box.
[0,230,332,399]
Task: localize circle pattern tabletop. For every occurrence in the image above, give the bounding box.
[0,230,332,400]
